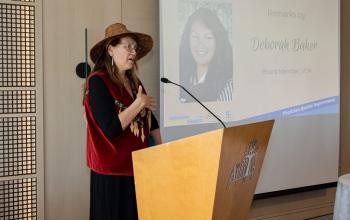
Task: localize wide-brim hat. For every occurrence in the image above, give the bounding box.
[90,23,153,64]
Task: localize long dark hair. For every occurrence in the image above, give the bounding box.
[179,8,233,95]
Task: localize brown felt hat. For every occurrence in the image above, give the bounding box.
[90,23,153,64]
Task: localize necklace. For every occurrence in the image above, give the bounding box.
[114,99,151,142]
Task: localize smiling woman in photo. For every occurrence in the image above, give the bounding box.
[179,7,233,102]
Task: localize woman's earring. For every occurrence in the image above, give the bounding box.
[111,57,114,67]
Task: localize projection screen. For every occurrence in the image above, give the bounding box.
[159,0,339,193]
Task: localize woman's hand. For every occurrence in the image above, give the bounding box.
[118,85,157,130]
[136,85,156,111]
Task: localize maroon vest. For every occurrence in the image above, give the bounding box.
[84,71,150,176]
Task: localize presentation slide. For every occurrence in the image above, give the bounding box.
[160,0,339,193]
[161,0,338,126]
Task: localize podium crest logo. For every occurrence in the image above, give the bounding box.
[227,139,258,187]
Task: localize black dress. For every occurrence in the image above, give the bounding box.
[90,171,138,220]
[88,76,159,220]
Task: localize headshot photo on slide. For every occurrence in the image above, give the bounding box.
[179,3,233,103]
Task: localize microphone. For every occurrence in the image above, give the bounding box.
[160,77,170,83]
[160,77,226,128]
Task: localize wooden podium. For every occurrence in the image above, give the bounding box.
[132,120,274,220]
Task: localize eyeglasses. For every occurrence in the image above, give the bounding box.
[119,43,139,53]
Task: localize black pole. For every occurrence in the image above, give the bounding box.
[85,28,88,78]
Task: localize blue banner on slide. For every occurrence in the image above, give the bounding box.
[243,96,339,122]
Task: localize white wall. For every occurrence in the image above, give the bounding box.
[43,1,118,219]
